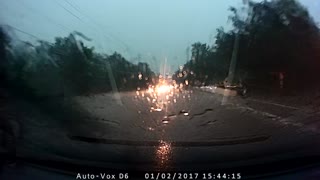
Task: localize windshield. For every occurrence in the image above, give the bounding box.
[1,0,320,178]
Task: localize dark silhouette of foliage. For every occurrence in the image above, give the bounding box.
[175,0,320,92]
[0,28,155,98]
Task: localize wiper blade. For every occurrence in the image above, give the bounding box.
[69,135,269,147]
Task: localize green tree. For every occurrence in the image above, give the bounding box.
[178,0,320,91]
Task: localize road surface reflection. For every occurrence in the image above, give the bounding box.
[156,140,172,169]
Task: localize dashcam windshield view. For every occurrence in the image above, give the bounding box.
[1,0,320,179]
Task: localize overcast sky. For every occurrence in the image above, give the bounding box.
[0,0,319,73]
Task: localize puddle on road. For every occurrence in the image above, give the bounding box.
[199,120,217,126]
[189,108,214,120]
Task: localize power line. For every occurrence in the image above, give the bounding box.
[3,25,66,66]
[4,25,69,56]
[53,0,115,53]
[54,0,84,22]
[65,0,119,39]
[5,25,41,40]
[64,0,84,17]
[53,0,114,52]
[15,0,73,34]
[53,0,133,59]
[65,0,132,54]
[13,0,133,59]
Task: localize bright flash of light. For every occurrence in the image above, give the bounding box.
[155,84,173,94]
[144,79,190,118]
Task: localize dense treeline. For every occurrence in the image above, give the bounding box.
[0,29,155,98]
[174,0,320,92]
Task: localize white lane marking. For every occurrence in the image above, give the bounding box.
[234,105,281,119]
[235,104,320,135]
[248,98,300,110]
[234,105,308,130]
[196,87,300,110]
[233,100,320,134]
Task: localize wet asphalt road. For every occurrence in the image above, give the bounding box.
[15,88,320,171]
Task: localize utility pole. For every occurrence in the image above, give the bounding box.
[226,0,249,86]
[222,33,240,105]
[106,61,122,105]
[226,34,240,86]
[186,46,190,63]
[163,57,167,78]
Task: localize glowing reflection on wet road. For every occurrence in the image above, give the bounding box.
[156,140,172,169]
